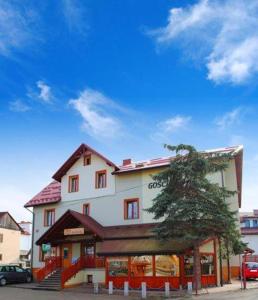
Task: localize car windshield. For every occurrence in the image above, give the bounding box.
[246,263,258,269]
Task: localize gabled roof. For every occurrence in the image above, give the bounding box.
[24,181,61,208]
[0,212,23,231]
[36,210,105,245]
[52,143,119,182]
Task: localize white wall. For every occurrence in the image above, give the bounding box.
[61,154,116,202]
[32,157,240,269]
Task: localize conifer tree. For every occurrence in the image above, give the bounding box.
[147,144,244,290]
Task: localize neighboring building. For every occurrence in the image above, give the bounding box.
[24,144,243,289]
[19,221,32,268]
[0,212,22,264]
[241,210,258,254]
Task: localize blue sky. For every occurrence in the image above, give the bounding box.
[1,0,258,221]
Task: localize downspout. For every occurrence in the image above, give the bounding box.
[221,170,231,284]
[25,207,35,274]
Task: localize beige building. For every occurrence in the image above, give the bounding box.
[0,212,22,264]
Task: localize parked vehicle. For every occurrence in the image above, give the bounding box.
[0,265,32,286]
[244,262,258,280]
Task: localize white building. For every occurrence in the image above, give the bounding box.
[24,143,243,289]
[19,221,32,268]
[241,210,258,254]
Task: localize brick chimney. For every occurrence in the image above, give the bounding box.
[123,159,132,166]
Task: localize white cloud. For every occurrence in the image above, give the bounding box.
[158,115,191,133]
[69,88,121,139]
[215,107,248,129]
[150,0,258,84]
[61,0,88,35]
[36,80,53,103]
[0,2,38,56]
[9,99,30,112]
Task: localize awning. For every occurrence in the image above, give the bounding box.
[96,238,193,256]
[36,210,105,245]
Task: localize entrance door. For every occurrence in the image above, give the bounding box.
[62,244,72,268]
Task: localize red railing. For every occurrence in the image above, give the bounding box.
[36,256,61,282]
[61,256,105,288]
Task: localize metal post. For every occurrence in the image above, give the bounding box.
[141,282,147,299]
[124,281,129,296]
[187,282,193,294]
[165,282,170,297]
[94,282,99,294]
[108,281,113,295]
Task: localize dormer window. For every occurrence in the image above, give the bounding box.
[95,170,107,189]
[84,155,91,166]
[69,175,79,193]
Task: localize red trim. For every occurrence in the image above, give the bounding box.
[83,203,90,216]
[95,170,107,189]
[43,208,55,227]
[124,198,140,220]
[68,175,79,193]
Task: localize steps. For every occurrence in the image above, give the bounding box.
[34,268,62,291]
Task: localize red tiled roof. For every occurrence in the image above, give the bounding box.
[24,181,61,208]
[114,145,243,174]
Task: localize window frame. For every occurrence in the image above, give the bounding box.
[83,154,91,166]
[83,203,90,216]
[44,208,55,227]
[0,233,3,243]
[124,198,140,220]
[68,175,79,193]
[95,170,107,189]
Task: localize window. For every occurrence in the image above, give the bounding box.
[44,209,55,227]
[124,199,139,219]
[0,233,3,243]
[201,254,215,275]
[245,219,250,228]
[83,203,90,216]
[15,266,24,273]
[69,175,79,193]
[0,254,2,261]
[107,257,128,277]
[95,170,107,189]
[131,256,153,277]
[184,255,194,276]
[155,255,180,277]
[84,155,91,166]
[253,219,258,228]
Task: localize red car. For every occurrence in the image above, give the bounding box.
[244,262,258,280]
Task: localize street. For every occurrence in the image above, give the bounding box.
[0,287,257,300]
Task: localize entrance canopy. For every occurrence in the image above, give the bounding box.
[36,210,105,246]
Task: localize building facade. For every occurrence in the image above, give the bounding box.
[19,221,32,268]
[0,212,22,264]
[25,144,243,289]
[241,210,258,254]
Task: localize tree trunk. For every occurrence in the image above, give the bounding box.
[193,242,202,292]
[226,240,231,284]
[218,238,223,286]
